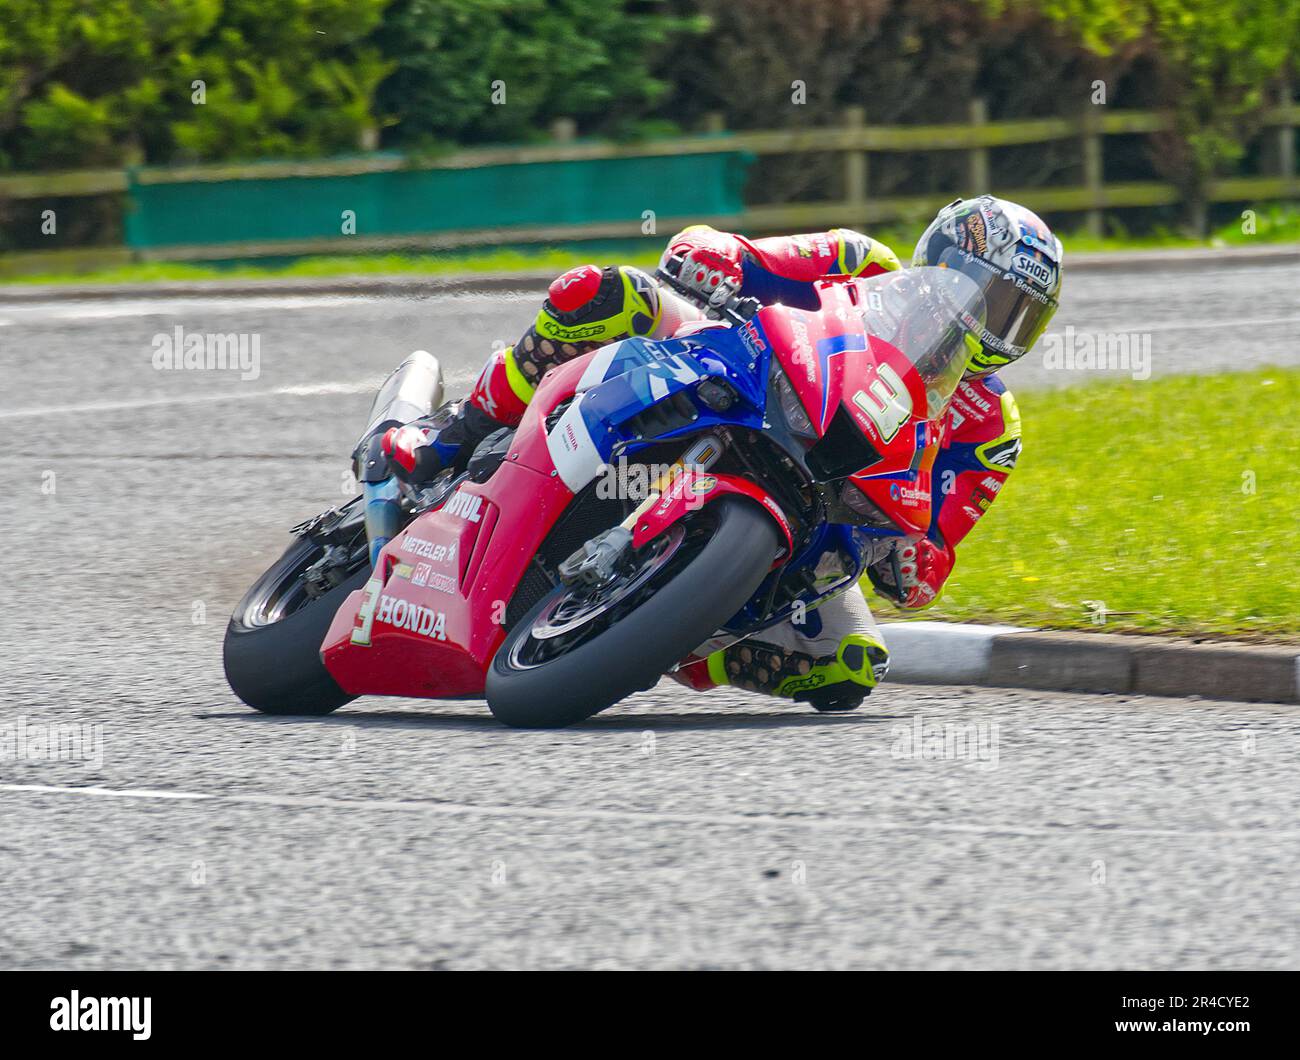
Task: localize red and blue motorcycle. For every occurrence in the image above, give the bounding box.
[223,262,986,727]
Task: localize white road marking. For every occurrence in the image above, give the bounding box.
[0,379,380,420]
[1,781,1293,840]
[1044,314,1300,339]
[0,371,479,421]
[0,290,536,322]
[0,295,362,322]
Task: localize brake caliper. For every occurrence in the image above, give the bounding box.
[558,527,634,590]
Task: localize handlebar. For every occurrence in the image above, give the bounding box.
[656,254,763,327]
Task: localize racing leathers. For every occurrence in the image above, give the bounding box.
[385,226,1021,709]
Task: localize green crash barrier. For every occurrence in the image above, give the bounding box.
[124,152,752,249]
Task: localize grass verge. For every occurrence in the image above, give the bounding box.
[912,368,1299,637]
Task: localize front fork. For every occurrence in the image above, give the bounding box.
[557,433,727,592]
[617,432,726,534]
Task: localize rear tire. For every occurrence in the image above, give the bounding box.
[223,537,370,716]
[487,497,781,728]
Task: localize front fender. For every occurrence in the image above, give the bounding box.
[630,470,794,559]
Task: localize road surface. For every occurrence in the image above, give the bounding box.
[1,257,1297,968]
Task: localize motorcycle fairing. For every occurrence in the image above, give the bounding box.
[321,330,792,700]
[543,331,770,493]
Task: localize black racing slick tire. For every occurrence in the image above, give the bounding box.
[486,497,781,728]
[223,536,370,716]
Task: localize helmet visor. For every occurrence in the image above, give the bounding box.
[938,247,1058,368]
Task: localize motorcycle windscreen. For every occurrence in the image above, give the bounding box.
[847,266,988,421]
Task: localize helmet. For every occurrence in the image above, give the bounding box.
[912,196,1063,377]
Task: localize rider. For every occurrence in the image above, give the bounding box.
[379,197,1063,711]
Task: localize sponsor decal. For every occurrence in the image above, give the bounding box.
[958,381,993,413]
[443,489,483,523]
[1012,251,1057,290]
[888,480,927,505]
[376,594,447,640]
[554,267,594,292]
[626,267,661,317]
[412,562,458,594]
[740,320,767,355]
[540,321,606,341]
[392,562,413,580]
[781,672,827,694]
[755,495,791,541]
[1001,269,1054,306]
[689,475,718,495]
[979,436,1023,470]
[402,535,456,564]
[787,317,817,383]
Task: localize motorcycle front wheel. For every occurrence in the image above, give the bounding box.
[223,504,371,716]
[486,496,780,728]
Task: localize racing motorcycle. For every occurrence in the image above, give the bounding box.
[223,260,987,727]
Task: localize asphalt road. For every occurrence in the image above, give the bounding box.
[1,258,1298,969]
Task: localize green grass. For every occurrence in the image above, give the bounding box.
[0,247,662,286]
[8,203,1300,287]
[914,368,1300,638]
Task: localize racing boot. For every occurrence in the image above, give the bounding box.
[680,631,890,712]
[674,585,890,711]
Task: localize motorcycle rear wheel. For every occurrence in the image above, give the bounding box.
[486,496,780,728]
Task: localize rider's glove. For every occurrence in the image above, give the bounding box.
[381,424,440,483]
[661,226,745,306]
[867,538,953,610]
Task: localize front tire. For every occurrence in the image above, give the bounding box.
[487,497,781,728]
[224,533,370,716]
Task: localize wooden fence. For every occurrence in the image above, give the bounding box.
[2,100,1298,276]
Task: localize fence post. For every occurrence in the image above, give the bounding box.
[550,118,576,143]
[1279,79,1296,186]
[702,111,726,135]
[843,105,868,229]
[968,98,990,194]
[1081,106,1105,238]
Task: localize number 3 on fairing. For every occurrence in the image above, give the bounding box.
[852,364,912,442]
[350,577,382,646]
